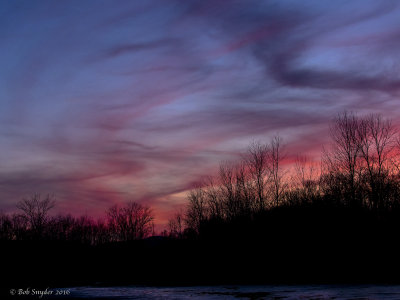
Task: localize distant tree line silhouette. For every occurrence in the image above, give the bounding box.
[0,194,154,244]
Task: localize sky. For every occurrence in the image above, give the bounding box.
[1,0,400,229]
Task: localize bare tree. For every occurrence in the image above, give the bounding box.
[16,193,55,238]
[246,141,270,211]
[357,114,397,210]
[203,176,225,220]
[185,186,207,233]
[219,162,241,219]
[267,136,287,207]
[291,155,320,204]
[234,161,254,215]
[324,112,362,207]
[107,201,154,241]
[324,112,398,209]
[168,209,185,238]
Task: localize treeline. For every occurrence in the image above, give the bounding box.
[3,112,400,287]
[0,194,154,244]
[2,112,400,244]
[168,112,400,239]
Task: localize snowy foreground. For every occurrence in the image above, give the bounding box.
[64,285,400,299]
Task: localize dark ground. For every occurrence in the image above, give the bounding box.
[2,206,400,299]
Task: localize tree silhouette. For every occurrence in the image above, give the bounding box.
[247,141,269,211]
[16,193,55,239]
[357,114,396,211]
[107,201,154,241]
[185,187,207,234]
[168,209,185,238]
[268,135,286,207]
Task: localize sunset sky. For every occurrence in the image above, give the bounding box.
[1,0,400,229]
